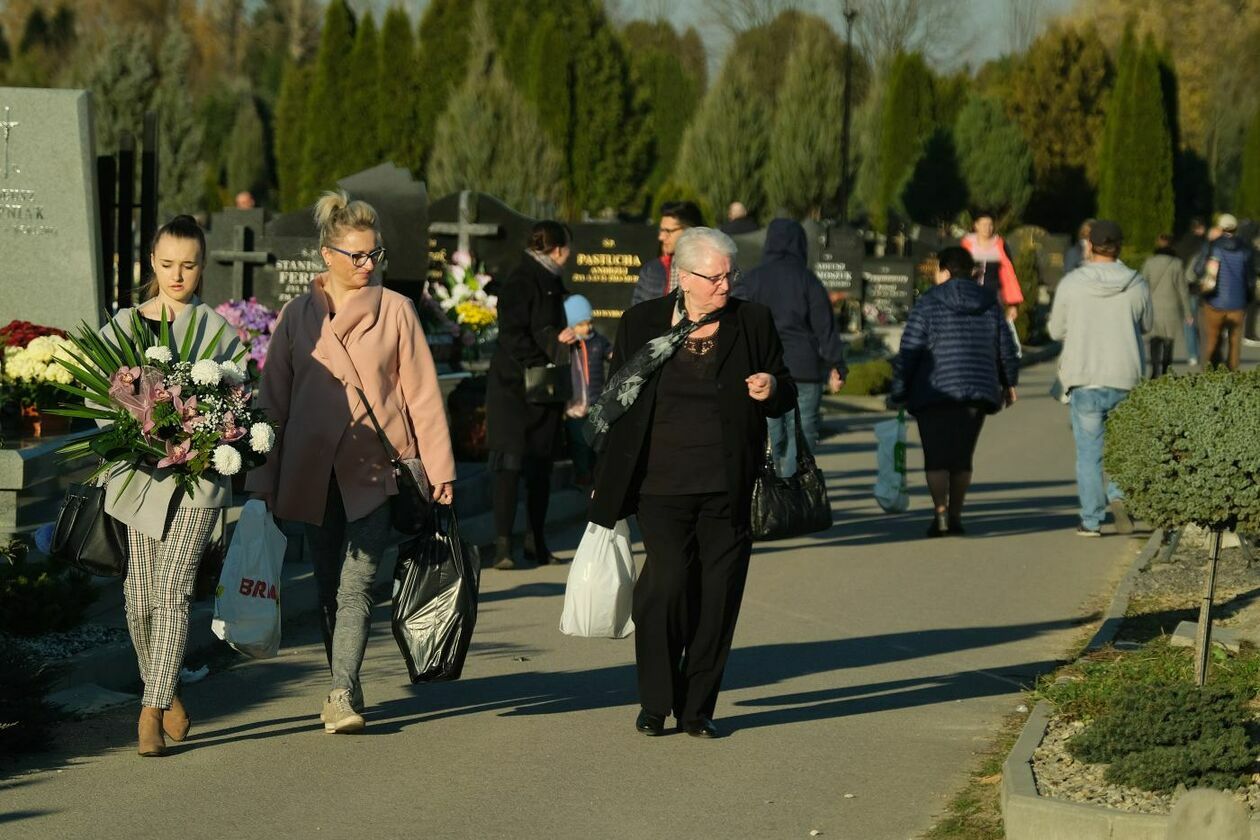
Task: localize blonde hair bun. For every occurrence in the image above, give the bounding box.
[314,189,379,247]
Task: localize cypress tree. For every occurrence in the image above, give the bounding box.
[763,23,848,219]
[872,52,936,232]
[342,10,383,174]
[298,0,355,207]
[0,25,9,67]
[953,95,1034,222]
[1233,110,1260,220]
[426,4,563,214]
[1098,36,1174,259]
[274,58,311,211]
[900,128,967,225]
[521,11,572,167]
[673,54,770,217]
[85,24,157,155]
[414,0,475,174]
[1096,26,1137,223]
[153,26,206,217]
[379,6,424,175]
[226,95,268,199]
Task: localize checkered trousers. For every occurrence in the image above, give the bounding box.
[124,507,221,709]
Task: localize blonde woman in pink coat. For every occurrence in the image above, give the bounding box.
[247,190,455,734]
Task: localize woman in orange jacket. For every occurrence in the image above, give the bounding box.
[961,211,1023,321]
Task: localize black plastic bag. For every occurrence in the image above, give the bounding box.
[391,507,480,683]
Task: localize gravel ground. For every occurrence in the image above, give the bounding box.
[5,624,130,662]
[1032,527,1260,815]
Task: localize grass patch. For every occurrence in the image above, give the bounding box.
[921,711,1026,840]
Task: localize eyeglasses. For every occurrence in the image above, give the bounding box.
[685,268,733,285]
[658,225,682,235]
[327,245,386,268]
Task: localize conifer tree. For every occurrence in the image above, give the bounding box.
[1097,36,1174,259]
[342,11,382,174]
[379,6,424,175]
[872,52,936,232]
[763,24,848,219]
[426,4,563,214]
[1235,109,1260,220]
[1095,27,1137,222]
[0,25,9,67]
[298,0,355,207]
[953,95,1034,222]
[226,95,268,199]
[84,24,157,155]
[274,58,311,211]
[153,26,207,217]
[673,54,770,216]
[415,0,474,174]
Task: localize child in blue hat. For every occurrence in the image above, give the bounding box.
[562,294,612,486]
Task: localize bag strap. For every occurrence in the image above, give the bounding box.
[354,386,401,465]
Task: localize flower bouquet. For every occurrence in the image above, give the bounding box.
[1,321,79,436]
[214,298,278,371]
[433,250,498,362]
[48,311,275,494]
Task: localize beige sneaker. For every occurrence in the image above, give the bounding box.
[321,689,365,734]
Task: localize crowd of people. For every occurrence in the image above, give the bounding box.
[106,194,1255,755]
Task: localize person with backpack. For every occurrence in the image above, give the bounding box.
[1192,213,1256,370]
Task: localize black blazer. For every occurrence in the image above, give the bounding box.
[589,295,797,530]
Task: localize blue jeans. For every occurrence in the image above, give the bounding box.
[768,382,823,477]
[1184,296,1200,362]
[1069,387,1128,530]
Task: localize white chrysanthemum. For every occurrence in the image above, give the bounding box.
[212,444,242,476]
[144,345,173,363]
[218,360,246,385]
[249,422,275,454]
[43,363,74,385]
[22,335,58,363]
[191,359,222,386]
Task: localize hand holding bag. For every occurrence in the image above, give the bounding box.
[750,409,833,541]
[49,475,127,577]
[354,386,433,536]
[560,520,636,638]
[211,499,286,658]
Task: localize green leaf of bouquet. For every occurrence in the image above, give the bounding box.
[160,308,171,349]
[51,383,106,404]
[81,323,124,371]
[199,321,228,361]
[57,350,112,393]
[44,405,114,420]
[109,318,140,368]
[179,312,199,361]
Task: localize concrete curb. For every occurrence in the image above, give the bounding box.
[1000,529,1260,839]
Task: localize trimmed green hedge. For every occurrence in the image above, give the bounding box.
[838,358,894,396]
[1104,369,1260,532]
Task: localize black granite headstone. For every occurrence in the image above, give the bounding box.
[565,222,659,337]
[863,258,916,325]
[427,191,535,283]
[807,222,865,295]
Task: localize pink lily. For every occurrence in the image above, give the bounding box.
[156,438,198,469]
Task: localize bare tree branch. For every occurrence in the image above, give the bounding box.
[844,0,969,69]
[1006,0,1047,55]
[700,0,807,37]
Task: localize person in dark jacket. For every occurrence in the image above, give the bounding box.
[1192,213,1256,370]
[739,218,847,476]
[891,246,1020,537]
[631,201,704,307]
[485,221,579,569]
[719,201,759,236]
[587,227,796,739]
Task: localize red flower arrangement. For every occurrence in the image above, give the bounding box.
[1,320,67,348]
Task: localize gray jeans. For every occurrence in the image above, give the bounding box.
[305,481,396,696]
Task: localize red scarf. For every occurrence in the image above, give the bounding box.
[661,254,672,294]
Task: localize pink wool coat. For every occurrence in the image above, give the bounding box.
[245,275,455,525]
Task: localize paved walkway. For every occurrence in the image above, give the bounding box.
[2,360,1148,839]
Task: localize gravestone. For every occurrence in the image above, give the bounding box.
[807,222,865,295]
[427,190,534,283]
[566,222,659,338]
[862,257,916,325]
[0,87,104,331]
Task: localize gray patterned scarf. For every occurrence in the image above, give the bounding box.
[584,292,722,453]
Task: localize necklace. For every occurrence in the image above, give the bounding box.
[684,335,716,356]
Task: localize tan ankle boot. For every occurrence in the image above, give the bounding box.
[164,696,190,742]
[138,707,166,757]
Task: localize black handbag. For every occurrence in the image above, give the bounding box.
[523,363,572,404]
[49,479,128,576]
[355,387,434,537]
[750,408,833,541]
[391,506,480,683]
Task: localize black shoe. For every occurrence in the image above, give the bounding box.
[635,709,666,736]
[681,718,721,739]
[523,532,557,566]
[1076,524,1102,538]
[948,515,966,535]
[926,511,949,538]
[492,537,516,570]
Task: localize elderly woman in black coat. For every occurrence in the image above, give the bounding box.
[485,221,579,569]
[587,227,796,739]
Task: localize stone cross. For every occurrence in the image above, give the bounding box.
[1,106,19,179]
[209,224,270,300]
[428,190,501,256]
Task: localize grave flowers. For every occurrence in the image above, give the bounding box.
[0,321,78,436]
[214,298,278,371]
[433,250,498,362]
[47,312,275,494]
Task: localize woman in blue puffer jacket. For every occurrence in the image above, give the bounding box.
[891,246,1021,537]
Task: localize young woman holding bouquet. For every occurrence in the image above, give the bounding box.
[247,190,455,734]
[99,215,242,756]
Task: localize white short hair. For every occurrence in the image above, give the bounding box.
[674,227,737,277]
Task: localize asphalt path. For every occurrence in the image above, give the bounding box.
[2,359,1150,839]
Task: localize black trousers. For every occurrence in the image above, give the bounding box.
[1149,337,1174,378]
[634,492,752,725]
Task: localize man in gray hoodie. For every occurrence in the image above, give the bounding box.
[1048,220,1154,537]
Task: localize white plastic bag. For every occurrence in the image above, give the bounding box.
[874,410,910,513]
[560,520,635,638]
[212,500,286,658]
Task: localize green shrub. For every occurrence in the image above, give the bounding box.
[1068,682,1246,763]
[1104,369,1260,532]
[1106,729,1253,792]
[838,358,894,396]
[0,644,59,755]
[0,538,97,637]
